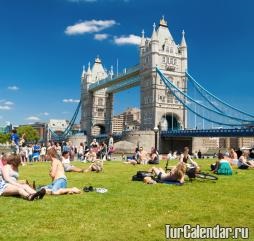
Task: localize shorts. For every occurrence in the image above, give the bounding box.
[0,179,8,195]
[45,178,67,193]
[63,164,74,172]
[158,172,163,180]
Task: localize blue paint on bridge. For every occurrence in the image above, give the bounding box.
[161,128,254,137]
[88,65,140,93]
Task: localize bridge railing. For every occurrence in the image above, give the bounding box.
[161,128,254,137]
[88,64,140,91]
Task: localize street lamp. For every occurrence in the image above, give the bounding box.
[153,126,159,151]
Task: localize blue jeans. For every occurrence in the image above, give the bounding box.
[45,178,67,193]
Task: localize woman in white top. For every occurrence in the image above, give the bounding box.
[0,153,45,200]
[238,150,254,169]
[62,151,84,172]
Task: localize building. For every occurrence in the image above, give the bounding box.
[112,114,124,133]
[112,108,141,133]
[124,107,141,131]
[139,17,187,130]
[0,122,12,134]
[80,17,187,141]
[80,58,112,137]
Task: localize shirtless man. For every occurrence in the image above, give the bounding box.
[43,148,80,195]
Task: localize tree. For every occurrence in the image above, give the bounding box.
[0,133,10,144]
[17,126,40,143]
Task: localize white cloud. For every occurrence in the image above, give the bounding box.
[114,34,141,45]
[8,86,19,91]
[42,112,49,116]
[94,33,109,41]
[65,19,117,35]
[0,106,11,110]
[26,116,40,121]
[63,99,80,103]
[4,101,14,105]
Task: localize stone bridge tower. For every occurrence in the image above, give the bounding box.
[140,17,188,131]
[80,57,113,137]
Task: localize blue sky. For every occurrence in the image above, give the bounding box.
[0,0,254,127]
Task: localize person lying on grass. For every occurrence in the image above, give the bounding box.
[61,151,85,173]
[0,153,45,201]
[148,162,187,184]
[41,148,81,195]
[84,159,103,173]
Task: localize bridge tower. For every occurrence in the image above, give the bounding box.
[140,17,188,131]
[80,57,113,137]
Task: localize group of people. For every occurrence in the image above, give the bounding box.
[80,136,114,162]
[2,129,254,198]
[124,146,160,165]
[0,132,116,201]
[144,146,254,184]
[144,147,199,184]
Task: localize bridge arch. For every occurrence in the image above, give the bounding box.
[91,124,106,136]
[160,113,182,131]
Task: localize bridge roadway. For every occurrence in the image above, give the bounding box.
[88,65,140,93]
[161,128,254,137]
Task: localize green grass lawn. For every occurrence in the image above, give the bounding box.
[0,159,253,241]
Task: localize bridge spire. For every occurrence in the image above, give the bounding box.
[151,23,158,41]
[140,29,145,47]
[81,65,86,78]
[87,62,92,75]
[180,30,187,47]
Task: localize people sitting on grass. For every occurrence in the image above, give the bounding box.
[85,148,97,163]
[97,141,107,160]
[137,146,148,164]
[0,153,45,201]
[238,150,254,169]
[61,151,84,173]
[179,147,200,172]
[84,159,103,173]
[167,151,177,160]
[123,146,140,165]
[228,148,238,166]
[77,142,85,161]
[90,139,99,153]
[211,153,232,175]
[148,162,186,184]
[147,147,159,164]
[41,148,80,195]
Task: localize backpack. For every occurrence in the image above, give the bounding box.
[132,171,153,181]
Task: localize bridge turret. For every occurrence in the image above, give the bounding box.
[151,23,159,68]
[81,65,86,79]
[179,30,188,72]
[86,62,93,83]
[91,56,108,82]
[140,16,188,131]
[140,30,145,58]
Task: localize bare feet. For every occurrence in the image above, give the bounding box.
[69,187,81,194]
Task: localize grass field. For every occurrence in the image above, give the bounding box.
[0,158,253,241]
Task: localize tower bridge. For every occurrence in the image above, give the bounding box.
[81,17,187,139]
[50,16,254,153]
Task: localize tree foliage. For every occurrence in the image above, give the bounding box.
[0,133,10,144]
[17,126,40,143]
